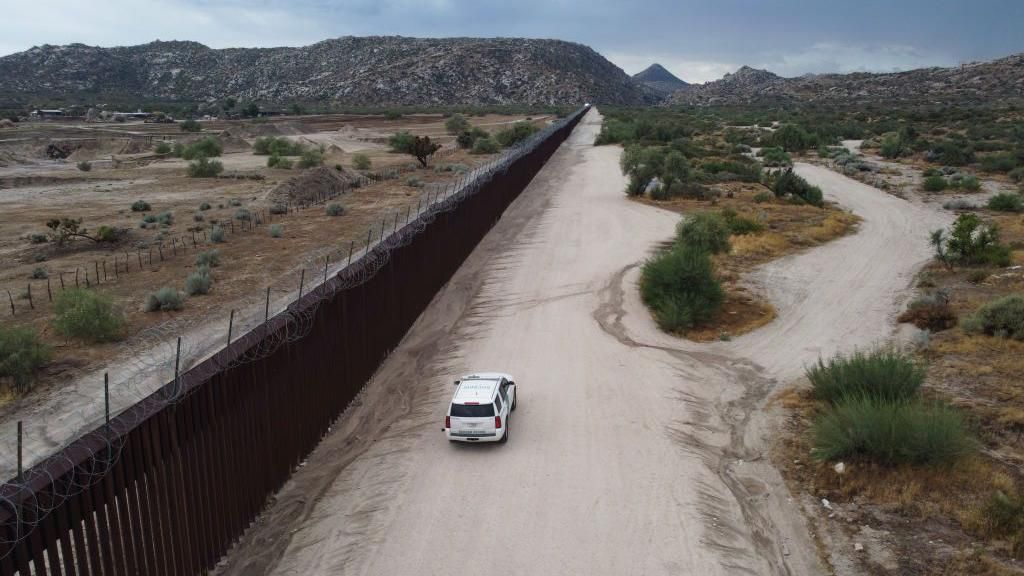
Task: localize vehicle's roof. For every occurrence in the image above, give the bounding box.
[460,372,513,381]
[452,377,500,403]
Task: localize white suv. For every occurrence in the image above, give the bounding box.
[443,373,517,443]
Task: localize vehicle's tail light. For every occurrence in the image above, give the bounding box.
[445,416,450,429]
[495,416,502,429]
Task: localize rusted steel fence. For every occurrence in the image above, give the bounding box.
[0,107,587,575]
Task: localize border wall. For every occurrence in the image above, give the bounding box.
[0,106,588,575]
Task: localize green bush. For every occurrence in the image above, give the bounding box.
[879,134,906,159]
[445,114,470,134]
[388,131,416,153]
[234,208,251,221]
[155,142,171,154]
[987,193,1024,213]
[981,491,1024,544]
[720,208,763,234]
[94,225,122,243]
[297,148,324,168]
[184,266,213,296]
[406,176,423,188]
[676,212,731,254]
[187,156,223,178]
[179,119,201,133]
[806,348,925,405]
[131,200,151,212]
[198,202,211,211]
[0,326,50,392]
[77,161,92,172]
[352,152,372,170]
[210,225,226,243]
[471,137,500,154]
[812,397,973,465]
[928,141,974,166]
[980,153,1018,173]
[252,136,305,156]
[326,203,344,216]
[229,198,242,207]
[145,287,184,312]
[52,288,125,342]
[31,267,48,279]
[769,168,823,207]
[457,127,489,149]
[952,174,981,192]
[753,191,773,203]
[639,246,724,332]
[181,137,222,160]
[195,249,221,268]
[155,211,173,227]
[268,224,284,238]
[962,294,1024,340]
[267,155,293,169]
[758,147,791,167]
[944,213,1011,267]
[495,122,539,147]
[923,174,948,192]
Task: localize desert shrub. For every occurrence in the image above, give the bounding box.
[352,152,371,170]
[269,203,287,215]
[184,266,213,296]
[758,147,791,167]
[445,114,470,134]
[806,348,925,405]
[210,225,226,243]
[77,161,92,172]
[229,198,242,207]
[922,174,948,192]
[155,142,171,154]
[172,142,185,157]
[181,137,222,160]
[297,148,324,168]
[142,214,157,224]
[928,141,974,166]
[753,191,772,203]
[145,287,184,312]
[457,127,489,149]
[951,174,981,191]
[495,122,539,147]
[388,131,416,153]
[193,213,204,222]
[0,326,50,392]
[406,176,423,188]
[187,156,223,178]
[252,136,305,156]
[234,208,251,221]
[962,294,1024,340]
[471,137,500,154]
[30,267,48,279]
[898,291,957,331]
[812,398,973,465]
[766,124,817,152]
[326,203,344,216]
[1009,167,1024,182]
[180,119,201,132]
[268,224,284,238]
[987,192,1024,213]
[879,134,906,159]
[267,155,293,169]
[944,213,1011,267]
[769,168,823,207]
[980,491,1024,551]
[29,233,48,244]
[639,245,724,332]
[195,249,221,268]
[94,225,122,243]
[701,158,762,183]
[52,288,125,342]
[720,208,764,235]
[676,212,731,254]
[922,167,942,178]
[155,211,173,226]
[131,200,151,212]
[980,152,1018,173]
[942,199,978,210]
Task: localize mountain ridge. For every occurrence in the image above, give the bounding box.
[0,36,655,107]
[632,63,688,96]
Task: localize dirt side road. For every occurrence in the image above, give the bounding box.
[219,115,946,576]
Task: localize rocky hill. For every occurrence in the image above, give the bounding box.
[0,37,654,107]
[632,63,688,96]
[671,53,1024,105]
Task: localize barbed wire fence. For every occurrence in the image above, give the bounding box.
[0,106,588,575]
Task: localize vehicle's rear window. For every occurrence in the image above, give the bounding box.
[450,403,495,417]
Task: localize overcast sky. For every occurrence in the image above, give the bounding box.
[2,0,1022,83]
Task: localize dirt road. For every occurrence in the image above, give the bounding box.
[218,113,947,575]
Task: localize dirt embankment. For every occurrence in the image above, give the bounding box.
[267,166,354,206]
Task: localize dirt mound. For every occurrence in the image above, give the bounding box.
[267,166,353,205]
[46,141,81,159]
[0,119,14,129]
[219,130,252,153]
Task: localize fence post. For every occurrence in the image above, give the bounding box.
[264,287,271,324]
[7,289,13,315]
[104,372,110,430]
[323,256,329,285]
[60,271,65,290]
[47,278,52,302]
[95,261,100,283]
[365,229,372,256]
[227,309,235,346]
[173,336,181,398]
[16,421,22,483]
[26,284,32,310]
[298,269,305,300]
[347,241,354,266]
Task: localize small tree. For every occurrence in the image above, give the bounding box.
[409,136,441,167]
[180,119,201,132]
[52,289,125,342]
[45,218,121,245]
[0,326,50,393]
[352,153,372,170]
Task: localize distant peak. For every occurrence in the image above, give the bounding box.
[633,63,688,92]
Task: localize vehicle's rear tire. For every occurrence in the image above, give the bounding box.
[500,423,509,444]
[512,392,517,411]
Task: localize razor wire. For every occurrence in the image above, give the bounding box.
[0,106,589,559]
